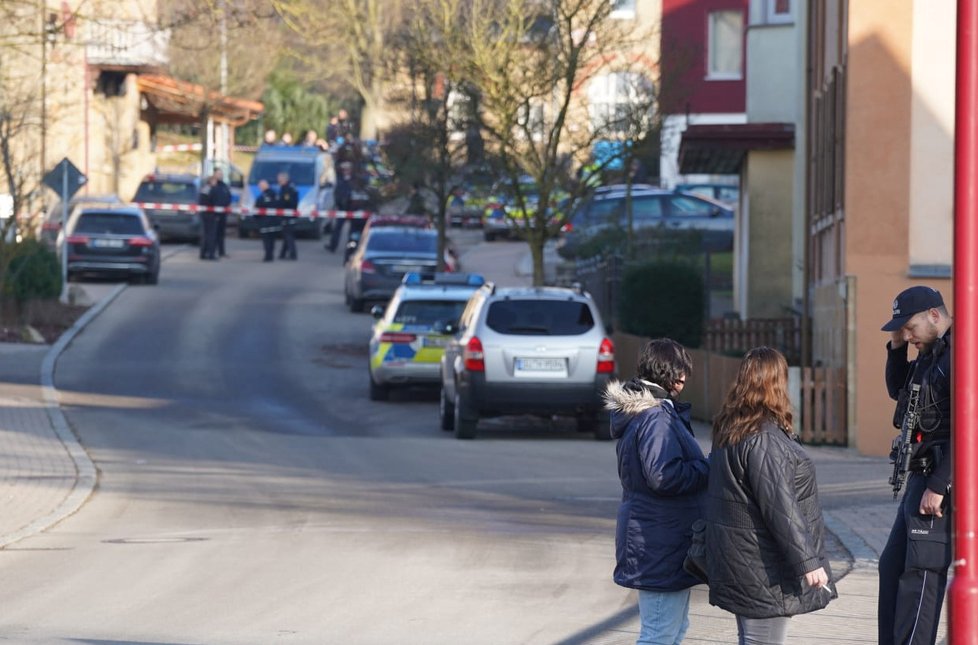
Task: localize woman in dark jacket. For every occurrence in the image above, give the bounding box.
[706,347,836,644]
[604,338,709,645]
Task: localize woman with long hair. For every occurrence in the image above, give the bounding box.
[706,347,836,644]
[604,338,709,644]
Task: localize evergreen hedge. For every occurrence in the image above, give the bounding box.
[618,259,705,348]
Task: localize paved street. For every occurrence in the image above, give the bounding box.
[0,231,948,644]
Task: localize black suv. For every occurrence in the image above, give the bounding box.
[132,173,202,243]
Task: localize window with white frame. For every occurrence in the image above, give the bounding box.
[707,10,744,80]
[587,72,654,134]
[611,0,636,19]
[762,0,793,24]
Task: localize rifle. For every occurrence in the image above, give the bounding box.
[889,383,922,499]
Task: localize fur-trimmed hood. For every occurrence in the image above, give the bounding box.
[603,379,666,416]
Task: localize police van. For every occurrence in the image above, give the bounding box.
[238,145,335,239]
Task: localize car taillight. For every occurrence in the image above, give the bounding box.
[463,336,485,372]
[361,259,376,273]
[66,235,89,245]
[128,237,154,247]
[379,332,417,343]
[597,337,615,374]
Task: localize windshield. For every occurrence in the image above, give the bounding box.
[486,300,595,335]
[133,181,197,203]
[248,160,316,186]
[366,231,438,254]
[393,300,468,328]
[73,212,145,235]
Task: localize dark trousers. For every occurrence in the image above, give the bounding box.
[279,220,297,259]
[261,230,277,261]
[200,213,218,259]
[735,615,790,645]
[328,218,345,252]
[215,213,228,256]
[878,473,951,645]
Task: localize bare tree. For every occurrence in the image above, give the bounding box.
[458,0,658,285]
[271,0,407,140]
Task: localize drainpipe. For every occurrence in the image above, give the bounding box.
[949,0,978,641]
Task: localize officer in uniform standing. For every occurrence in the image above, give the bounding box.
[198,176,217,261]
[255,179,279,262]
[878,286,953,645]
[209,168,233,258]
[276,171,299,260]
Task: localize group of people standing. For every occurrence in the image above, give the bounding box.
[606,284,952,645]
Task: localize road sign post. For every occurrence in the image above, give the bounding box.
[41,158,86,302]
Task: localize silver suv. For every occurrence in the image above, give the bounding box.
[438,285,615,440]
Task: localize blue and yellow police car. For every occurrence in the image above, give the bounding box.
[368,272,486,401]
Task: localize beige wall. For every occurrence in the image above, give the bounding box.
[744,149,794,318]
[845,0,955,456]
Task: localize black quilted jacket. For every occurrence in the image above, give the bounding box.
[705,422,836,618]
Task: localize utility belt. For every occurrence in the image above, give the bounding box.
[908,440,947,474]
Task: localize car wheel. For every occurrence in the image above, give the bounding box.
[349,295,364,313]
[369,374,389,401]
[312,224,324,240]
[484,232,496,242]
[145,270,159,285]
[238,227,250,239]
[439,388,455,431]
[453,391,477,439]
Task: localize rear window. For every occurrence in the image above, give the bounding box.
[366,232,437,254]
[485,300,595,336]
[248,160,316,186]
[393,299,468,328]
[134,181,197,203]
[73,213,145,235]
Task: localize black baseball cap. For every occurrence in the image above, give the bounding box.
[881,286,945,331]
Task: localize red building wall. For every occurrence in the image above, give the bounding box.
[661,0,748,115]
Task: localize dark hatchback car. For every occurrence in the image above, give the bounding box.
[344,227,446,312]
[559,185,735,255]
[132,173,202,243]
[61,206,161,284]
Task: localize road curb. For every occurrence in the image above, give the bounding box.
[0,283,128,548]
[823,511,880,570]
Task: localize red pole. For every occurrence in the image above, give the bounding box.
[951,1,978,642]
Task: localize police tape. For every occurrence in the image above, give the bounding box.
[131,202,373,219]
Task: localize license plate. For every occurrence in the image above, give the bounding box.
[91,238,124,248]
[392,265,419,273]
[422,336,446,348]
[515,357,566,372]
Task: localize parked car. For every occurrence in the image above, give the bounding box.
[344,227,457,312]
[58,205,161,284]
[675,182,739,206]
[367,272,486,400]
[343,214,430,264]
[40,194,123,249]
[481,176,539,242]
[238,144,334,239]
[559,185,735,256]
[438,284,615,440]
[132,173,202,243]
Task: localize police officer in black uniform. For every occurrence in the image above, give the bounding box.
[277,171,299,260]
[878,285,953,645]
[210,169,233,258]
[255,179,279,262]
[198,178,217,261]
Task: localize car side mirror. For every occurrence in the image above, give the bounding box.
[370,305,385,319]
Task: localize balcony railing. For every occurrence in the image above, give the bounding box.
[84,20,169,68]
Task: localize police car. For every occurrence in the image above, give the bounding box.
[367,272,485,401]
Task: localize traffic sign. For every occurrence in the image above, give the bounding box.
[42,157,87,198]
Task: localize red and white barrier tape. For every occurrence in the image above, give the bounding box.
[132,202,373,219]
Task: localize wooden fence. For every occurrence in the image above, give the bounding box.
[703,317,802,365]
[614,331,848,446]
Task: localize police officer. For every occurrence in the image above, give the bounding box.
[878,285,953,645]
[198,177,217,261]
[209,168,233,258]
[255,179,279,262]
[328,161,354,253]
[277,171,298,260]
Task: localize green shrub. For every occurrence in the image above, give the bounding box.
[618,259,705,347]
[3,240,62,303]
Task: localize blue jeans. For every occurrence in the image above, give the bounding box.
[637,588,691,645]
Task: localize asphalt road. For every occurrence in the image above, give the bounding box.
[0,232,636,645]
